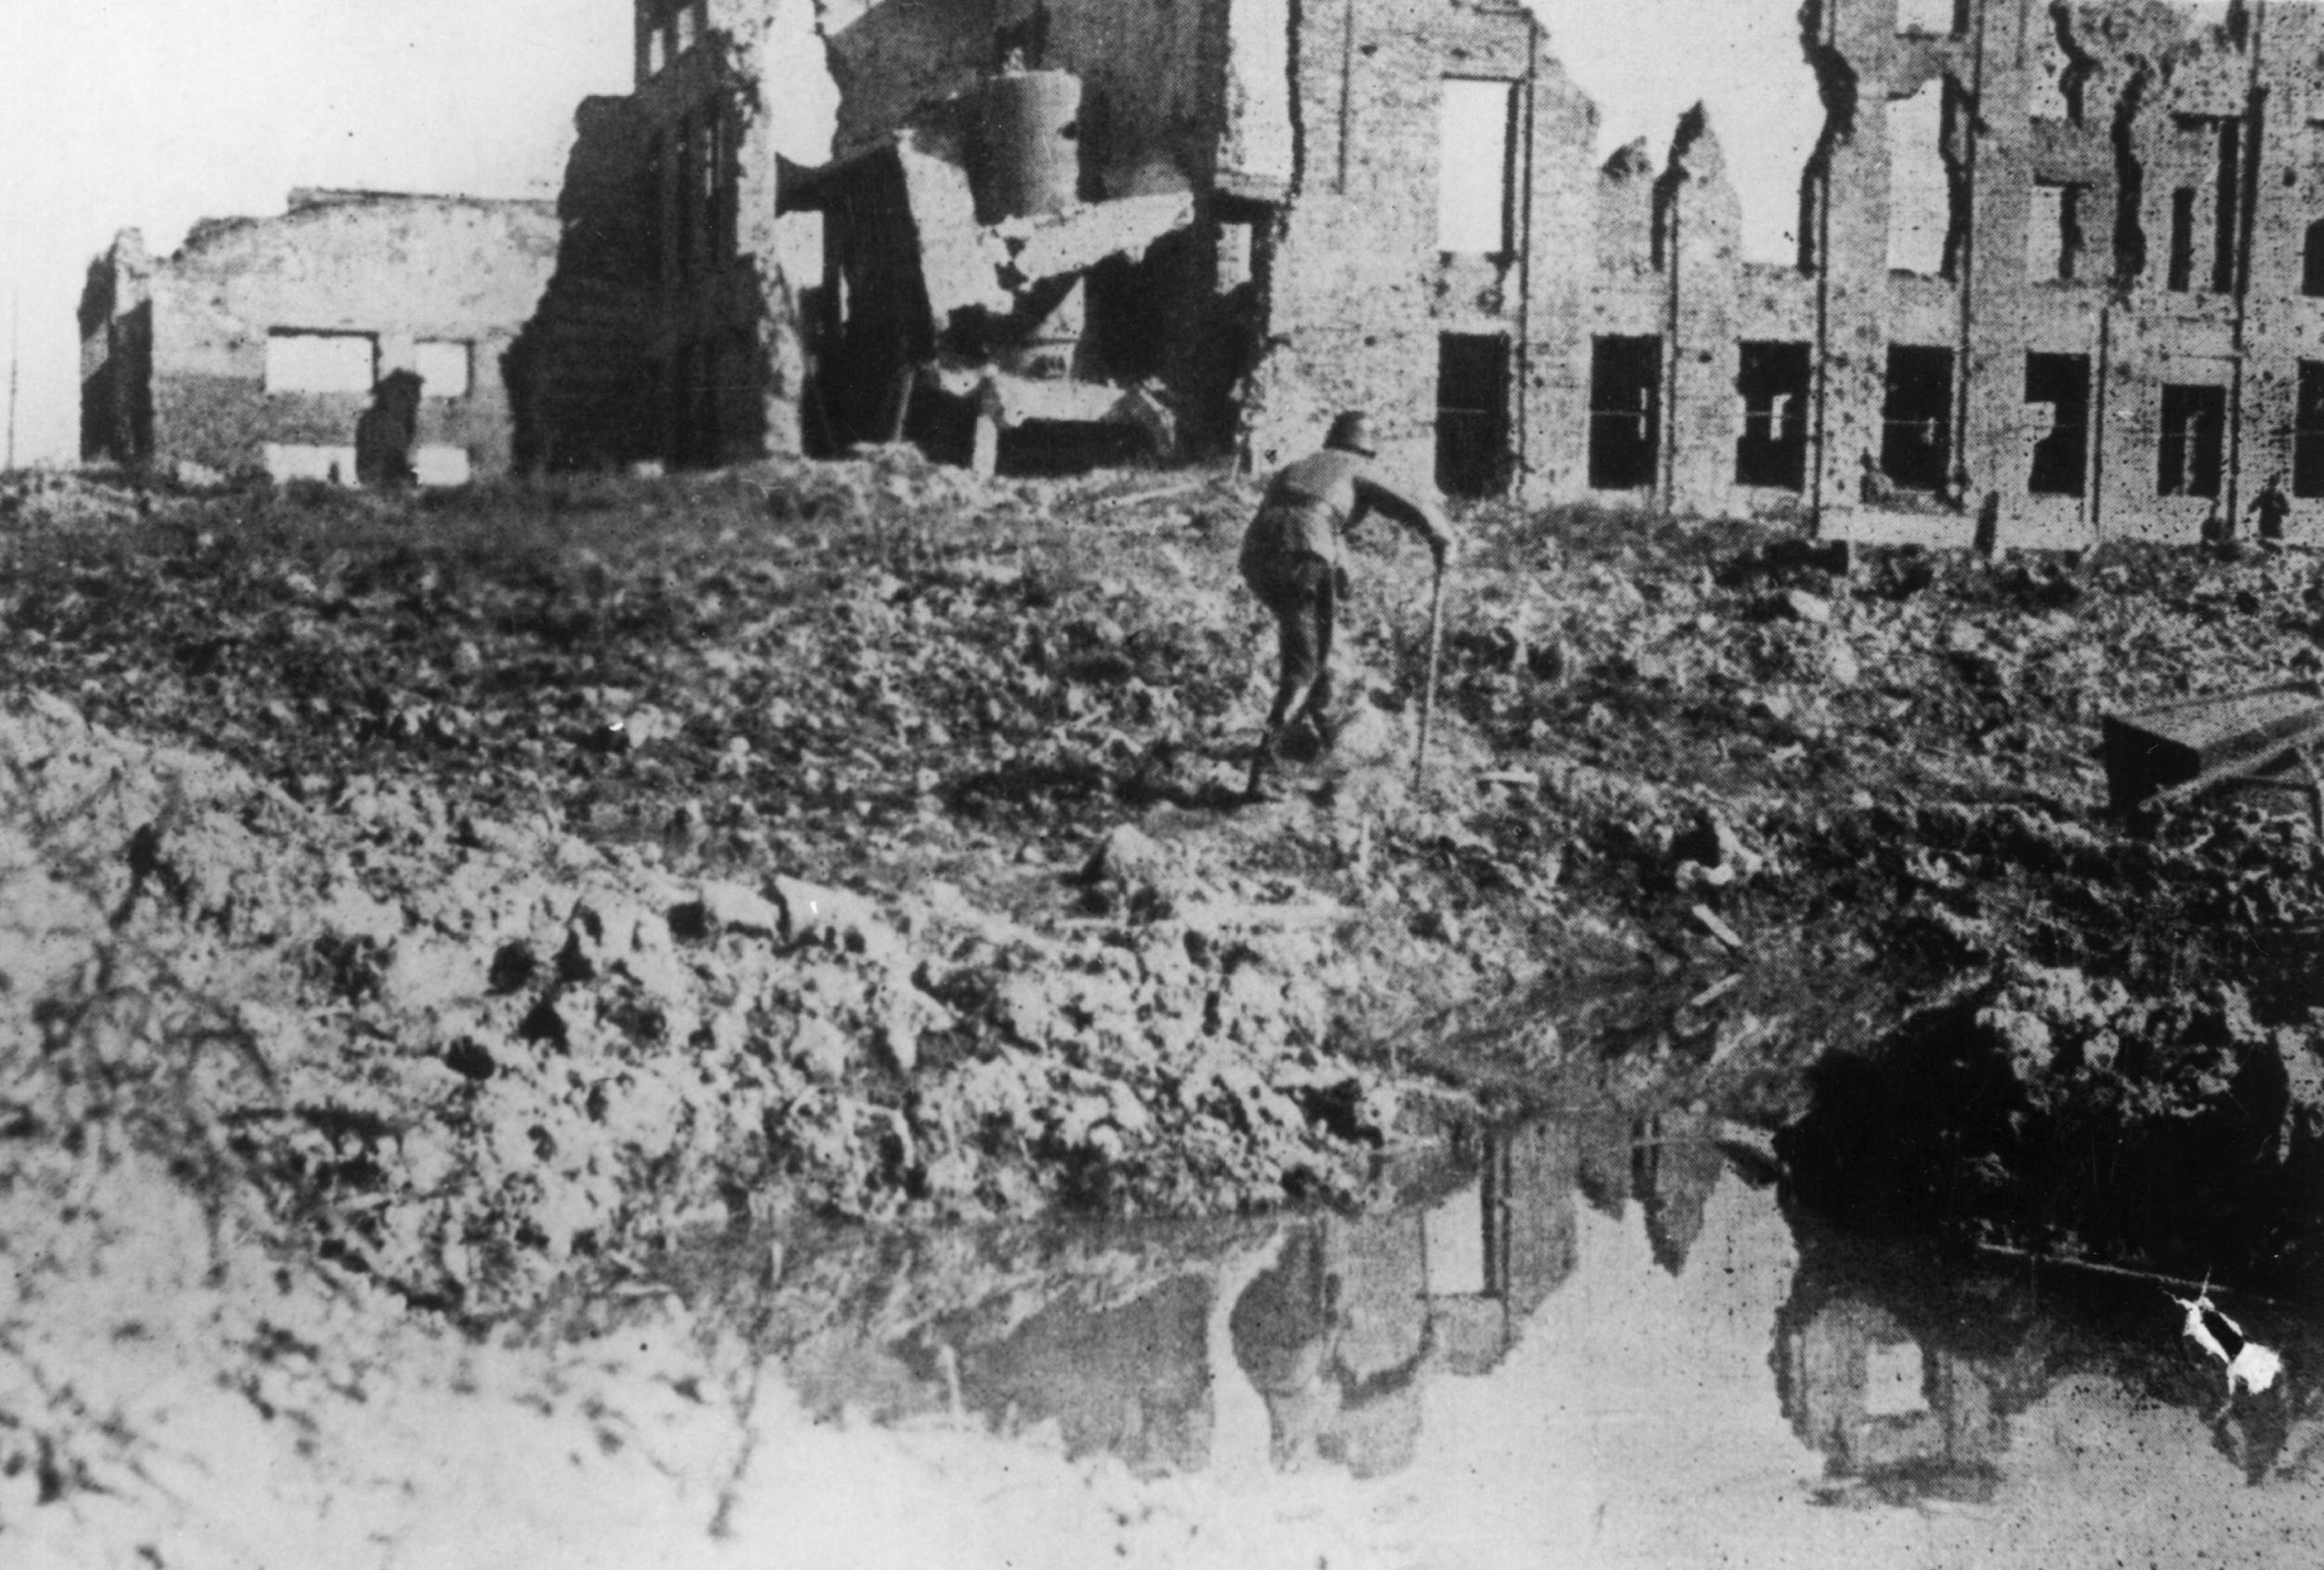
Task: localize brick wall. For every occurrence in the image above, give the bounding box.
[126,193,556,480]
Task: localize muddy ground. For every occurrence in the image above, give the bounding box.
[3,456,2320,1563]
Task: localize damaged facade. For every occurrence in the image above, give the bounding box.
[80,191,558,484]
[527,0,2324,546]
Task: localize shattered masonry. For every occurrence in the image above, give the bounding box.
[80,191,558,485]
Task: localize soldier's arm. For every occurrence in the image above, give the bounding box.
[1352,472,1458,561]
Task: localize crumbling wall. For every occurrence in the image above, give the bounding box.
[77,232,153,467]
[1253,0,1549,481]
[138,193,557,481]
[1658,111,1748,514]
[509,97,665,471]
[813,0,1221,198]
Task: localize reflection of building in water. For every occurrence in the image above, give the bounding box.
[1631,1111,1728,1275]
[828,1113,1741,1484]
[1426,1121,1580,1378]
[1774,1216,2324,1500]
[1230,1213,1433,1478]
[940,1273,1215,1479]
[1776,1292,2011,1504]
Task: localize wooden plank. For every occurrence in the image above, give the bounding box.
[2103,681,2324,810]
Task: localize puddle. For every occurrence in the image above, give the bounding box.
[758,1107,2322,1566]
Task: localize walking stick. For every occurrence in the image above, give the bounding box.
[1414,557,1446,791]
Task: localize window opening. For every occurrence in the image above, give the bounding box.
[265,330,376,394]
[1886,80,1949,276]
[2296,363,2324,498]
[675,119,697,280]
[1734,340,1810,490]
[415,340,471,400]
[1436,333,1512,498]
[2167,188,2197,292]
[1881,345,1953,492]
[1588,335,1660,491]
[2211,118,2242,295]
[1895,0,1961,37]
[2304,219,2324,297]
[2158,383,2226,497]
[2025,352,2089,497]
[2030,183,2084,283]
[1438,79,1519,255]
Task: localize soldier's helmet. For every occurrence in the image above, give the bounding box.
[1325,411,1379,457]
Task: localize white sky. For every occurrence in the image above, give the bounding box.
[0,1,1816,468]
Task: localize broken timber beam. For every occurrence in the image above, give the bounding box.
[2100,680,2324,813]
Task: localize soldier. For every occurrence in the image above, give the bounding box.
[2250,472,2291,544]
[1238,412,1456,801]
[355,369,424,489]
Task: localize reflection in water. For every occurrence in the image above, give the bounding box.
[940,1273,1215,1477]
[772,1103,2324,1508]
[1229,1216,1432,1477]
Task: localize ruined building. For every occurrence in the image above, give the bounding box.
[80,190,558,484]
[520,1,2324,546]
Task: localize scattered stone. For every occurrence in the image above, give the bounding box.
[1777,588,1832,625]
[443,1038,497,1081]
[1690,904,1747,952]
[697,877,784,939]
[487,940,537,995]
[1083,823,1169,886]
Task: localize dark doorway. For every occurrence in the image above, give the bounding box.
[2158,383,2225,497]
[2305,221,2324,298]
[1735,340,1810,489]
[1436,333,1512,497]
[2295,363,2324,498]
[2025,352,2090,497]
[1588,335,1660,491]
[1880,344,1953,492]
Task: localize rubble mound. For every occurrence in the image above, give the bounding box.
[0,691,1402,1328]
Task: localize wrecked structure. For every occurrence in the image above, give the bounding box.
[80,190,557,485]
[522,1,2324,546]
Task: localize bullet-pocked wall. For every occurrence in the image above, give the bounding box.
[1802,0,2324,548]
[562,0,2324,548]
[79,191,558,483]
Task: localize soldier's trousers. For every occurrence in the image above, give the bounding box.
[1251,553,1338,732]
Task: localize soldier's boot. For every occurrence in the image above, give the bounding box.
[1244,729,1284,802]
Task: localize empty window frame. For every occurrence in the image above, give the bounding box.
[1436,333,1512,498]
[1588,335,1661,491]
[2158,383,2226,497]
[2157,188,2194,292]
[675,3,701,55]
[2296,362,2324,498]
[265,330,376,394]
[414,444,474,488]
[2210,117,2243,294]
[1735,339,1810,490]
[1881,345,1953,492]
[2030,182,2085,283]
[414,340,471,399]
[1885,80,1950,276]
[2025,352,2090,496]
[2304,219,2324,297]
[1895,0,1961,36]
[2167,188,2197,291]
[262,442,358,483]
[1438,79,1519,255]
[674,118,698,280]
[704,109,732,264]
